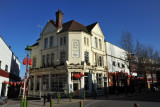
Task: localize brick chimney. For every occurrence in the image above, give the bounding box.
[56,9,64,29]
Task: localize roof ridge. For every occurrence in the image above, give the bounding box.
[86,22,98,27]
[72,20,87,28]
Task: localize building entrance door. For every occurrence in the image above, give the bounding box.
[1,83,6,97]
[73,83,79,97]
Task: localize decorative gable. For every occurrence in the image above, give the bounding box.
[41,21,57,34]
[91,23,104,37]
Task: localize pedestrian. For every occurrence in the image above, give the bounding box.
[44,94,46,106]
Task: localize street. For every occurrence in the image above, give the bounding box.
[1,92,160,107]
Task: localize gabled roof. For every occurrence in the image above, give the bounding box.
[31,20,99,47]
[31,42,39,47]
[48,19,97,34]
[58,20,90,34]
[86,22,98,33]
[49,19,57,27]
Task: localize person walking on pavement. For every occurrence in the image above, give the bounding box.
[44,93,46,106]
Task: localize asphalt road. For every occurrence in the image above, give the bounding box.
[1,92,160,107]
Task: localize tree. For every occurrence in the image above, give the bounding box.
[119,31,135,74]
[119,31,135,94]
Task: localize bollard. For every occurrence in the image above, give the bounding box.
[20,98,24,107]
[50,99,53,107]
[57,93,60,104]
[23,96,26,107]
[70,93,72,102]
[84,91,85,100]
[26,101,29,107]
[134,103,139,107]
[80,101,83,107]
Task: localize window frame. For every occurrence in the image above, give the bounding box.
[0,61,1,69]
[112,61,116,66]
[95,37,97,48]
[5,65,8,72]
[44,38,48,49]
[99,39,102,49]
[32,58,37,68]
[84,51,89,64]
[84,37,86,45]
[49,36,54,47]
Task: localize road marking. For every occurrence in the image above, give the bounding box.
[2,102,19,107]
[2,103,8,107]
[85,100,103,107]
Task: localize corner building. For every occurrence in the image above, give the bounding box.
[29,10,107,97]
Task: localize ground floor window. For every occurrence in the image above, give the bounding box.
[30,76,34,90]
[1,83,6,96]
[36,77,40,90]
[43,75,49,91]
[97,74,102,90]
[51,74,67,92]
[84,73,89,91]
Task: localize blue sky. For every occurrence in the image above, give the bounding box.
[0,0,160,78]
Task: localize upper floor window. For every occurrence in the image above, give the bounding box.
[99,39,102,49]
[60,52,65,64]
[51,53,54,66]
[0,61,1,69]
[5,65,8,72]
[118,62,120,67]
[64,36,66,45]
[44,38,48,49]
[32,58,36,68]
[84,37,86,45]
[87,38,89,46]
[42,55,45,67]
[95,37,97,48]
[60,37,63,45]
[98,56,103,67]
[112,61,116,66]
[84,51,89,64]
[50,36,54,47]
[46,54,50,67]
[122,64,125,68]
[97,74,102,90]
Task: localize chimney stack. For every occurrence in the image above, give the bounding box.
[56,9,64,29]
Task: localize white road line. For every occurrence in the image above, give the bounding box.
[85,100,104,107]
[2,103,7,107]
[2,102,19,107]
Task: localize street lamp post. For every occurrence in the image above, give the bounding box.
[23,45,32,106]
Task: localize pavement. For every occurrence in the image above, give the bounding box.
[1,91,160,107]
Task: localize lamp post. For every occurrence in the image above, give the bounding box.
[23,45,32,106]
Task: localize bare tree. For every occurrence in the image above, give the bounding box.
[119,31,135,74]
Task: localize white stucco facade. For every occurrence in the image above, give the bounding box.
[105,41,129,74]
[0,36,20,97]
